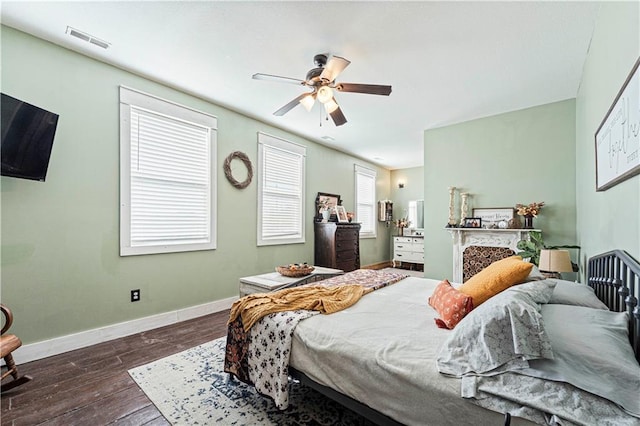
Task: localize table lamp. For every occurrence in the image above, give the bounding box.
[539,249,573,279]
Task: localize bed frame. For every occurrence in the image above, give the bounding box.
[289,250,640,425]
[587,250,640,362]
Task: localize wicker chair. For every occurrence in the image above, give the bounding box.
[1,304,32,392]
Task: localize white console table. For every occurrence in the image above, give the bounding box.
[393,235,424,268]
[446,228,539,283]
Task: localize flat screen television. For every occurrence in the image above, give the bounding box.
[1,93,59,181]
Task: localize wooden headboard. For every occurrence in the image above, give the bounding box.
[587,250,640,361]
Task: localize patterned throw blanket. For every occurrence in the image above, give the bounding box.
[224,269,408,409]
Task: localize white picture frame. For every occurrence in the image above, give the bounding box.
[335,205,349,223]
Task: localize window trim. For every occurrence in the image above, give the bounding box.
[119,86,218,256]
[354,164,377,238]
[257,132,306,246]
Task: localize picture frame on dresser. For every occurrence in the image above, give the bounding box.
[316,192,341,209]
[471,207,515,228]
[315,192,342,222]
[335,205,349,223]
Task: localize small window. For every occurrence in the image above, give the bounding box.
[257,132,306,246]
[119,86,217,256]
[355,164,376,238]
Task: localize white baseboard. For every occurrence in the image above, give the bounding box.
[13,297,237,364]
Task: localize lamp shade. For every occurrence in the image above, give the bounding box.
[317,86,333,104]
[324,99,339,113]
[539,249,573,273]
[299,93,316,111]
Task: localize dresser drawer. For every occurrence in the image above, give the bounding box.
[336,249,357,262]
[336,239,358,251]
[412,243,424,253]
[394,237,412,244]
[336,229,359,241]
[400,252,424,263]
[337,260,359,273]
[394,242,412,252]
[394,250,412,260]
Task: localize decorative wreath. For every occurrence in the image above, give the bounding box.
[223,151,253,189]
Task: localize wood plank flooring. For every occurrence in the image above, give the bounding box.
[1,310,230,426]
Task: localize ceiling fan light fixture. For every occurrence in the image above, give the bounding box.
[299,93,315,111]
[324,99,339,114]
[317,86,333,104]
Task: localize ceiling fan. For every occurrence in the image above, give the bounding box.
[252,53,392,127]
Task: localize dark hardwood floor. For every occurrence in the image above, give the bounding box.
[1,310,230,426]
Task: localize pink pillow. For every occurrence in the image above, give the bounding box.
[428,280,474,329]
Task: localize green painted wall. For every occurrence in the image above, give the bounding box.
[0,26,391,345]
[575,2,640,266]
[424,100,577,281]
[390,166,424,227]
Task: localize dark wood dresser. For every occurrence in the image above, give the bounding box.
[314,222,361,272]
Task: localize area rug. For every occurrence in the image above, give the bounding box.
[128,337,372,425]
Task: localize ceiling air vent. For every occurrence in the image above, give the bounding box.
[66,26,110,49]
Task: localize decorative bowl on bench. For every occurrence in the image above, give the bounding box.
[276,264,315,277]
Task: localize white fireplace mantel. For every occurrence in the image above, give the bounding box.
[446,228,540,283]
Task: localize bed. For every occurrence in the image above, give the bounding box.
[225,251,640,425]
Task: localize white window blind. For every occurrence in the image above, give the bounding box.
[120,86,217,256]
[355,164,376,238]
[257,132,305,246]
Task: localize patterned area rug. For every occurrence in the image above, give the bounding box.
[129,337,372,425]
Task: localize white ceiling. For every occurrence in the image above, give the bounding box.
[1,1,600,170]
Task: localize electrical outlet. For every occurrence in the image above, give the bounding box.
[131,289,140,302]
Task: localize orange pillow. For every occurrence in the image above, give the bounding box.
[458,256,533,307]
[428,280,474,329]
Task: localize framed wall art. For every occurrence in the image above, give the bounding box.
[471,208,515,228]
[316,192,341,210]
[595,57,640,191]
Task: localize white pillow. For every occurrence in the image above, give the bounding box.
[437,280,556,377]
[524,304,639,417]
[548,279,609,310]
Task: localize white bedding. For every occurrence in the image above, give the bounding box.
[290,276,535,426]
[289,275,640,426]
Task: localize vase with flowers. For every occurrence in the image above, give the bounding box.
[515,201,545,229]
[317,198,331,222]
[395,217,411,236]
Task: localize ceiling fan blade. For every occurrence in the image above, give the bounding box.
[327,102,347,127]
[273,93,308,116]
[320,56,351,82]
[336,83,392,96]
[252,73,306,86]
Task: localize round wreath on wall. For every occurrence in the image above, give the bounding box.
[223,151,253,189]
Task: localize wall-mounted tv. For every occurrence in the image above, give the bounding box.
[1,93,59,182]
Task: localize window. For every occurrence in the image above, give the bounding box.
[355,164,377,238]
[119,86,217,256]
[257,132,306,246]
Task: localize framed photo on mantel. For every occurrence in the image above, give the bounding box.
[472,208,515,228]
